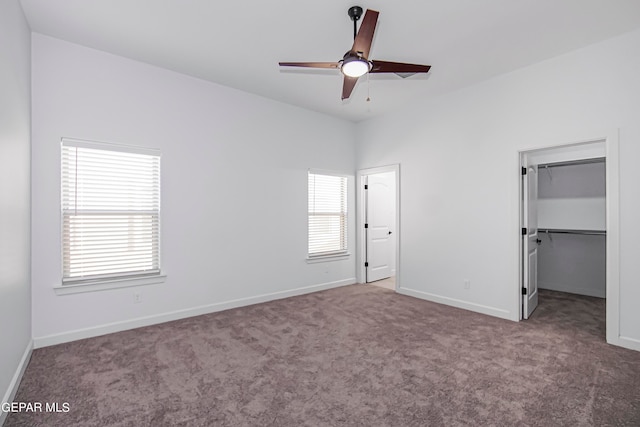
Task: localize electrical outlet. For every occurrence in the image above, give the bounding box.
[464,279,471,290]
[133,291,142,304]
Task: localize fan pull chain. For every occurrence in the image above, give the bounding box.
[366,72,371,102]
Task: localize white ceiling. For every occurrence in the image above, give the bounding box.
[19,0,640,122]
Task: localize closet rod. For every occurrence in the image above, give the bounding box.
[536,157,605,169]
[538,228,606,236]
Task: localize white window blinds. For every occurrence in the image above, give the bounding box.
[61,139,161,284]
[308,172,347,257]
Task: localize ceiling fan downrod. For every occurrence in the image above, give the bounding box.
[347,6,363,40]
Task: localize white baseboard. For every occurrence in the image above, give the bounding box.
[34,278,356,349]
[610,335,640,352]
[0,339,33,426]
[397,287,515,321]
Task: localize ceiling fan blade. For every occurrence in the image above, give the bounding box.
[342,76,359,100]
[352,9,379,59]
[370,60,431,74]
[279,62,340,69]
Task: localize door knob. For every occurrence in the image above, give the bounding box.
[388,231,392,235]
[536,238,542,244]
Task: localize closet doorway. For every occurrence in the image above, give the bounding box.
[518,135,620,345]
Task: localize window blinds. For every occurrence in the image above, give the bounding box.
[308,172,347,256]
[61,139,160,283]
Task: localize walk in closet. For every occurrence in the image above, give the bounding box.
[536,158,606,298]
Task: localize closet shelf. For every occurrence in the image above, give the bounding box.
[538,228,606,236]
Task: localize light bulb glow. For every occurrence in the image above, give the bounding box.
[341,57,371,78]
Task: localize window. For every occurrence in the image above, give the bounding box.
[61,138,161,285]
[308,171,348,257]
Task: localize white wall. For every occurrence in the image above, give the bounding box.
[537,161,606,231]
[356,28,640,347]
[31,34,357,345]
[538,233,606,298]
[0,0,32,417]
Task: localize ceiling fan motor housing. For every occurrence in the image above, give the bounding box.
[348,6,363,21]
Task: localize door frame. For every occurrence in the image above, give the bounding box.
[517,132,620,346]
[356,164,400,289]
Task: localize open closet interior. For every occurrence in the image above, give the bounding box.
[536,158,606,298]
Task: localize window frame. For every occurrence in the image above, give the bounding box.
[307,169,350,261]
[56,138,165,295]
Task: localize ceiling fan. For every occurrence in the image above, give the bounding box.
[279,6,431,100]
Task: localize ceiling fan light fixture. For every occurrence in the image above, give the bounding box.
[340,56,371,78]
[278,8,431,100]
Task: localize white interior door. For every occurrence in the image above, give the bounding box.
[366,172,395,282]
[523,164,539,319]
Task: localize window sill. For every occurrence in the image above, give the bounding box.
[54,273,166,295]
[306,253,351,264]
